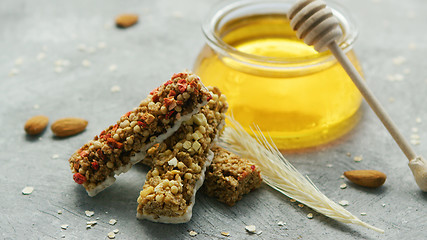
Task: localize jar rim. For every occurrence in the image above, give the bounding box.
[202,0,358,66]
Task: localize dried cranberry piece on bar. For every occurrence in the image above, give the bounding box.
[136,87,228,223]
[204,146,262,206]
[68,72,211,196]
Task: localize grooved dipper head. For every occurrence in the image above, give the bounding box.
[288,0,343,52]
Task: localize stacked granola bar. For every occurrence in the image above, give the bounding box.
[136,86,227,223]
[68,72,211,196]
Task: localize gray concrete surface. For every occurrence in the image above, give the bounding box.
[1,0,426,239]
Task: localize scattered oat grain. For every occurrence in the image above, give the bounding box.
[86,46,96,54]
[58,210,62,214]
[85,210,94,217]
[98,42,107,49]
[37,52,46,60]
[298,203,304,208]
[54,66,63,73]
[52,154,59,159]
[340,183,347,189]
[61,224,68,230]
[77,44,87,52]
[82,59,91,67]
[245,225,256,233]
[109,219,117,225]
[113,229,119,234]
[307,213,313,219]
[410,139,420,145]
[110,85,121,93]
[9,68,19,76]
[340,175,345,179]
[189,230,198,237]
[410,134,420,140]
[107,231,115,239]
[403,68,411,74]
[346,152,351,157]
[411,127,419,133]
[382,203,386,207]
[172,11,183,18]
[353,155,363,162]
[360,212,367,216]
[339,200,349,206]
[290,199,296,203]
[109,64,117,71]
[326,164,333,168]
[277,221,285,226]
[392,56,406,65]
[87,221,97,226]
[221,231,230,237]
[22,186,34,195]
[15,58,23,65]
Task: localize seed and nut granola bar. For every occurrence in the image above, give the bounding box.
[68,72,211,196]
[136,86,227,223]
[204,146,262,206]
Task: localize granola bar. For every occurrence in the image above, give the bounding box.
[204,146,262,206]
[136,86,228,223]
[68,72,211,196]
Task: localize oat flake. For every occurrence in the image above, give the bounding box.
[221,232,230,236]
[189,230,198,237]
[111,85,121,93]
[61,224,68,230]
[22,186,34,195]
[109,219,117,225]
[245,225,256,233]
[82,60,91,67]
[109,64,117,72]
[85,210,94,217]
[340,183,347,189]
[113,229,119,234]
[307,213,313,219]
[107,231,115,239]
[339,200,349,206]
[87,221,97,226]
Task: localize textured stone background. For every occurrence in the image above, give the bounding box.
[1,0,426,239]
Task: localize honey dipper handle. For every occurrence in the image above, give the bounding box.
[328,42,417,161]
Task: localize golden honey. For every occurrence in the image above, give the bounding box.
[194,0,362,150]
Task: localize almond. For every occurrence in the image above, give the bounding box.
[344,170,386,188]
[51,117,88,137]
[24,115,49,135]
[115,14,138,28]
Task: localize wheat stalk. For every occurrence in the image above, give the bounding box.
[220,117,384,233]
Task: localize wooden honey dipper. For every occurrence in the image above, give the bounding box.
[288,0,427,191]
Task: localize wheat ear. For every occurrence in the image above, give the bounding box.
[219,117,384,233]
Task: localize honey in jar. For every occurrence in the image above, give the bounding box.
[194,0,363,150]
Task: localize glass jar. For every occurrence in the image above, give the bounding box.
[193,0,363,150]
